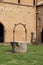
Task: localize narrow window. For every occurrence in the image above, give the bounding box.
[33,0,35,5]
[18,0,20,3]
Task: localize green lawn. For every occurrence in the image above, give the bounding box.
[0,45,43,65]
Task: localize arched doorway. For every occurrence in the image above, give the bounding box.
[0,23,4,42]
[41,29,43,42]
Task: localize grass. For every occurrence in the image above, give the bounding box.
[0,45,43,65]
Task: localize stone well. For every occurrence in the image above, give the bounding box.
[10,41,28,53]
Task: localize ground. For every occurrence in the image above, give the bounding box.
[0,44,43,65]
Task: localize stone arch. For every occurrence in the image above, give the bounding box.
[0,23,4,42]
[13,23,27,42]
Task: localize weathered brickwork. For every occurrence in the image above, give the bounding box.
[0,0,43,43]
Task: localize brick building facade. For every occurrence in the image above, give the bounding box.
[0,0,43,44]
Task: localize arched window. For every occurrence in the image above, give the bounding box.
[18,0,20,3]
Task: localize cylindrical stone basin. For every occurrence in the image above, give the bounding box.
[10,42,28,53]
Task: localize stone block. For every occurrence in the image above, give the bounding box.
[10,42,28,53]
